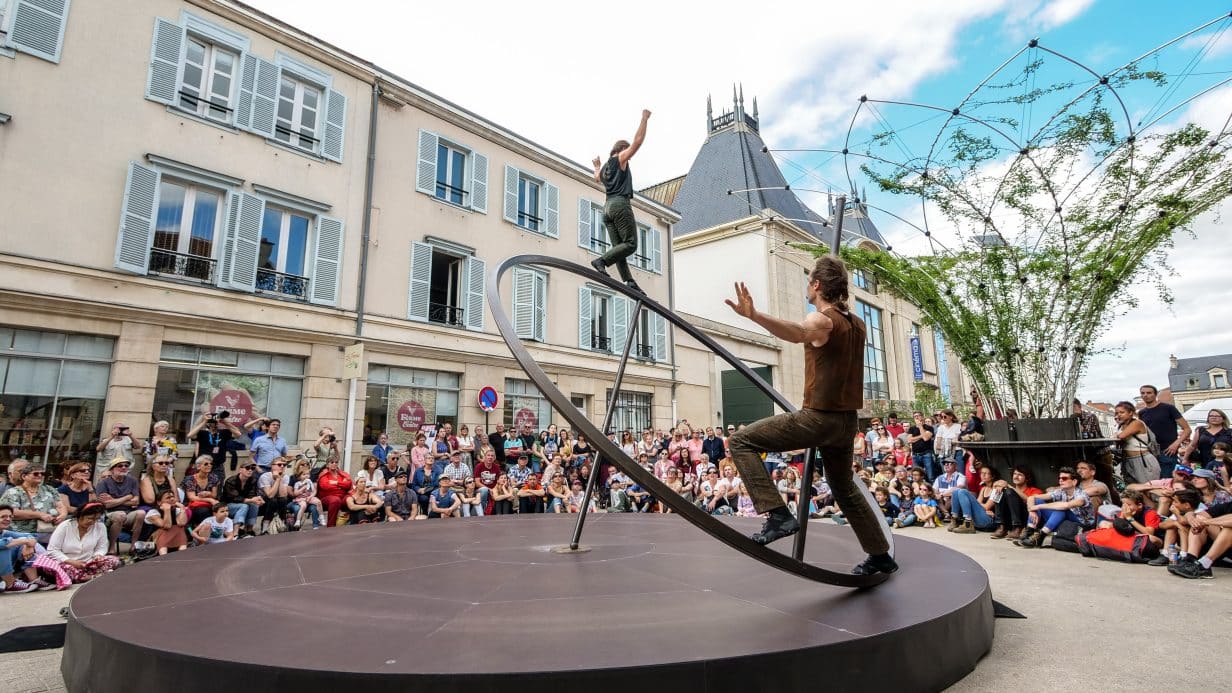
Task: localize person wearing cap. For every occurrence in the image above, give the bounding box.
[442,451,472,486]
[384,471,422,521]
[220,463,264,536]
[508,454,534,489]
[94,422,143,483]
[933,459,967,525]
[96,457,144,555]
[1127,464,1194,515]
[41,502,119,586]
[428,475,461,518]
[1193,467,1232,508]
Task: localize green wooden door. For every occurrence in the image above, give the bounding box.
[722,366,774,428]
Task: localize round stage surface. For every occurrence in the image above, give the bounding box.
[63,515,993,693]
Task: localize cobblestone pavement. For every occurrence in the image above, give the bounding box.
[2,524,1228,692]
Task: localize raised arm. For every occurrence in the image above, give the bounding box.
[617,110,651,167]
[726,282,832,346]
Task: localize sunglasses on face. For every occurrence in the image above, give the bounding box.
[1058,475,1074,481]
[26,472,44,477]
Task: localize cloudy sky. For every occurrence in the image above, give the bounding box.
[248,0,1231,405]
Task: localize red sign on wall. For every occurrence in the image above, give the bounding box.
[209,390,257,425]
[397,401,426,432]
[513,407,538,430]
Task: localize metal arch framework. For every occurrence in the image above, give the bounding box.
[486,254,893,588]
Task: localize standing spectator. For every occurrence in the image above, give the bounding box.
[371,432,394,465]
[42,503,119,585]
[1137,386,1190,478]
[1,464,68,542]
[384,471,422,521]
[488,424,507,466]
[1073,399,1105,440]
[220,463,264,536]
[519,424,538,463]
[312,428,341,478]
[316,458,353,527]
[409,433,431,470]
[250,418,288,473]
[1114,401,1161,484]
[145,420,178,460]
[96,458,144,555]
[884,413,906,441]
[852,430,867,467]
[934,410,962,466]
[456,425,476,468]
[503,428,526,464]
[558,430,575,468]
[1182,408,1232,469]
[94,422,142,482]
[702,429,725,465]
[428,476,461,518]
[908,412,938,481]
[1016,467,1094,548]
[189,412,241,472]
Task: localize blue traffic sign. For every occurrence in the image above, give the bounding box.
[478,386,499,411]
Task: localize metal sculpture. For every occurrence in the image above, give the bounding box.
[486,254,893,587]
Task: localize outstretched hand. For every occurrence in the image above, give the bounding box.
[592,156,602,168]
[642,109,652,120]
[725,282,756,319]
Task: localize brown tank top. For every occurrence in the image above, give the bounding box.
[803,306,865,411]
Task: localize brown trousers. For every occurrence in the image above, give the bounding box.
[729,408,890,556]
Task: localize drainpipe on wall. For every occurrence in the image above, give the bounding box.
[355,81,381,336]
[667,220,678,426]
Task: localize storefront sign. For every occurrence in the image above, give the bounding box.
[513,407,538,429]
[396,401,426,432]
[209,389,257,425]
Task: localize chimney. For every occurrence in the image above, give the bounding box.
[1169,354,1179,370]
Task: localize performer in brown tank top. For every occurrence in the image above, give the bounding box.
[725,255,896,577]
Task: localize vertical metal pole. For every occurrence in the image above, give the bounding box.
[569,298,644,550]
[792,195,847,561]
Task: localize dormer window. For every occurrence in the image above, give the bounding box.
[1211,370,1228,390]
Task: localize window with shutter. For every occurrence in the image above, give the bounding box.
[407,241,432,322]
[4,0,72,63]
[511,268,547,341]
[465,256,486,331]
[274,74,322,153]
[578,286,592,350]
[114,161,160,276]
[179,35,239,123]
[310,215,344,307]
[147,178,225,284]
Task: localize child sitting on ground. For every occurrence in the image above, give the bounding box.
[913,484,941,527]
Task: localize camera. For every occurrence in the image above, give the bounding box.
[327,434,337,443]
[218,411,230,420]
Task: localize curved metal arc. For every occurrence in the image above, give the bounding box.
[486,254,891,587]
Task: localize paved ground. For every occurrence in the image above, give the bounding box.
[2,524,1229,692]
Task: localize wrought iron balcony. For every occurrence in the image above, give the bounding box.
[591,334,612,352]
[589,238,611,253]
[256,269,309,300]
[148,248,216,283]
[635,343,655,360]
[428,302,465,327]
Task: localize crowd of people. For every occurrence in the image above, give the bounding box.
[2,384,1230,594]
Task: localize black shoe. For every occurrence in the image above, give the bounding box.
[590,258,609,276]
[852,553,899,576]
[1168,560,1214,579]
[625,279,644,294]
[750,509,799,545]
[1016,529,1044,548]
[1146,554,1171,567]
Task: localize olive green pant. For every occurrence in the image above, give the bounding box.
[729,408,890,556]
[599,196,637,281]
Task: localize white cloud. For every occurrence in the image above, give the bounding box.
[1179,26,1232,59]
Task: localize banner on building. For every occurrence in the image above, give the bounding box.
[386,387,437,445]
[910,335,924,382]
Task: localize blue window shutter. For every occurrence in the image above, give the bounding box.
[651,226,663,273]
[407,241,432,322]
[465,255,486,331]
[322,88,346,162]
[224,192,264,292]
[415,130,438,195]
[470,152,488,213]
[234,53,257,131]
[533,272,547,342]
[113,161,160,275]
[577,198,592,249]
[578,286,592,349]
[653,313,668,362]
[248,56,280,138]
[7,0,72,63]
[612,295,629,353]
[503,165,519,224]
[310,215,344,307]
[512,268,533,339]
[218,192,238,287]
[543,182,559,237]
[145,17,183,105]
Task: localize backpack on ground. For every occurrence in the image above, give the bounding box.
[1076,527,1158,563]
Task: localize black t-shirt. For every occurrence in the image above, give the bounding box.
[195,428,234,466]
[58,484,91,512]
[1138,403,1183,448]
[908,424,935,454]
[489,432,506,462]
[602,156,633,199]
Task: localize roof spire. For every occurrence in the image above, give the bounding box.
[706,94,712,132]
[752,95,758,120]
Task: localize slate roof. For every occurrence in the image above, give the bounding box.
[1169,354,1232,392]
[662,116,886,246]
[639,175,685,208]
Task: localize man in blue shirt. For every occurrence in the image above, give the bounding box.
[372,433,394,464]
[249,419,288,473]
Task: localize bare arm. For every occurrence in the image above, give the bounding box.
[592,157,603,184]
[725,282,832,345]
[617,110,651,167]
[1169,417,1192,456]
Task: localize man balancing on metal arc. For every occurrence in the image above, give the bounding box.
[590,109,651,294]
[724,255,898,577]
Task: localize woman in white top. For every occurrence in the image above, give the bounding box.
[934,410,963,463]
[456,425,475,468]
[355,455,387,499]
[1115,401,1159,484]
[41,502,119,586]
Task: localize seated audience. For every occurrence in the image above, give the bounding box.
[1016,467,1095,548]
[39,502,119,587]
[384,472,423,521]
[220,463,264,537]
[97,457,144,555]
[990,465,1041,540]
[949,466,999,533]
[316,458,353,527]
[429,476,462,518]
[346,478,384,524]
[289,459,324,529]
[144,489,189,555]
[0,504,46,593]
[193,503,238,544]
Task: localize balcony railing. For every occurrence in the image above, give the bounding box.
[428,302,465,327]
[256,269,309,300]
[591,334,612,352]
[148,248,216,283]
[635,343,655,360]
[589,238,611,253]
[633,253,652,270]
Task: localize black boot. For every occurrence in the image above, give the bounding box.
[750,507,799,545]
[625,279,644,294]
[590,258,609,276]
[852,552,899,576]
